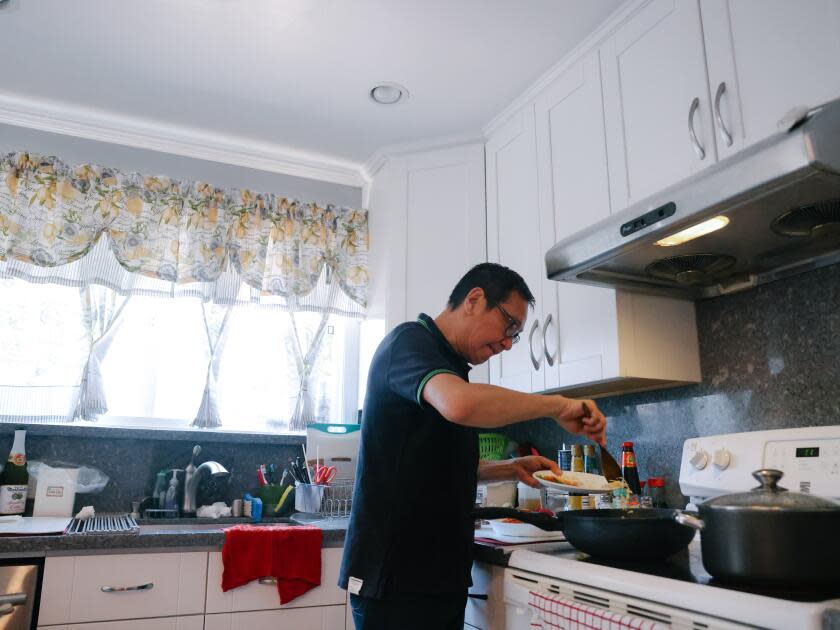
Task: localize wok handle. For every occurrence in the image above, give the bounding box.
[472,507,564,531]
[674,511,705,531]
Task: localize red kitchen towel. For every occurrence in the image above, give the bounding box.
[529,590,667,630]
[222,525,322,604]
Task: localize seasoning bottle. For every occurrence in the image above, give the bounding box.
[620,442,642,496]
[571,445,584,472]
[647,476,667,508]
[557,444,572,471]
[583,445,599,474]
[0,430,28,515]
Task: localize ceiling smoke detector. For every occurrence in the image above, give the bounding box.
[370,83,409,105]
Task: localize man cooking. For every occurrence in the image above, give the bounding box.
[339,262,607,630]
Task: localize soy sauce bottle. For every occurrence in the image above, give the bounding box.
[620,441,642,496]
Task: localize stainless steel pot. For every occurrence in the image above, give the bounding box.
[676,469,840,585]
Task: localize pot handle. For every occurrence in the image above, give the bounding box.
[472,507,564,532]
[674,511,705,531]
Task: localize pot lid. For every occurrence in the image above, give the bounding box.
[703,469,840,511]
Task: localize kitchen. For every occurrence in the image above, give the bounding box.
[1,1,840,629]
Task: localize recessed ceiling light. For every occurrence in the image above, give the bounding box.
[370,83,409,105]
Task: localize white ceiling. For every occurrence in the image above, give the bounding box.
[0,0,623,184]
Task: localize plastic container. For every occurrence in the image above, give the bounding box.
[516,482,542,510]
[476,481,516,507]
[478,434,508,461]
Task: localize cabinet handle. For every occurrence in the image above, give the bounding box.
[688,97,706,160]
[714,82,733,147]
[100,582,154,593]
[542,313,556,367]
[528,319,541,371]
[258,577,278,585]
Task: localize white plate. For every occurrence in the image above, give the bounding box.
[533,470,616,494]
[488,518,558,539]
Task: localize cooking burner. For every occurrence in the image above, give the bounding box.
[645,254,736,286]
[771,199,840,237]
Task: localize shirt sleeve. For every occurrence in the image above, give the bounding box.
[386,325,463,407]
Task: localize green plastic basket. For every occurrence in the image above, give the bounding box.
[479,433,508,460]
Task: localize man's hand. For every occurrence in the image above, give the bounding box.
[478,455,561,488]
[554,398,606,446]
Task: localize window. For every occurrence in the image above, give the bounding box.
[0,278,361,433]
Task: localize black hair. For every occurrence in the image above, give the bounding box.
[447,262,535,310]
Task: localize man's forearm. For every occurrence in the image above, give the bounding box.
[450,382,569,428]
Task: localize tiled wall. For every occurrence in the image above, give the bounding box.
[501,264,840,507]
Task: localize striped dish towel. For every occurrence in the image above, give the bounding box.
[528,590,667,630]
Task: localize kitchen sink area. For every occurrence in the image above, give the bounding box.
[136,518,294,534]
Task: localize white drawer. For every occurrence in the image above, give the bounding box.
[204,606,345,630]
[38,614,204,630]
[206,547,345,613]
[39,552,207,625]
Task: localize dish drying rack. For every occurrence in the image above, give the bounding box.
[65,514,139,535]
[299,479,354,518]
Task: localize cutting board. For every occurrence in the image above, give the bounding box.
[0,516,71,535]
[474,526,566,545]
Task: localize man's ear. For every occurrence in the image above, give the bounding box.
[463,287,485,315]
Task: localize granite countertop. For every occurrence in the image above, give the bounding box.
[0,515,523,568]
[0,516,348,558]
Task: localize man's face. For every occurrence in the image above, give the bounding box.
[465,292,529,365]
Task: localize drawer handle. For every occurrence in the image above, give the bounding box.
[258,577,278,585]
[101,582,154,593]
[0,593,26,610]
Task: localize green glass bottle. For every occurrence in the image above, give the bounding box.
[0,430,29,515]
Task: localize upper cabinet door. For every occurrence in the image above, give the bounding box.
[535,53,618,391]
[601,0,715,211]
[701,0,840,159]
[486,108,545,393]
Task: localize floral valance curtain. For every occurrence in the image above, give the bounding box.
[0,152,368,315]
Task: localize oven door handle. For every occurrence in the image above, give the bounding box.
[0,592,26,615]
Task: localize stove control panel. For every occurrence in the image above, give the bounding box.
[680,425,840,502]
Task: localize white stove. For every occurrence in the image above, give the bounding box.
[503,426,840,630]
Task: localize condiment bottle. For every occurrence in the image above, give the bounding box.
[583,444,599,474]
[557,444,572,471]
[647,476,667,508]
[571,445,584,472]
[0,430,29,515]
[620,441,642,496]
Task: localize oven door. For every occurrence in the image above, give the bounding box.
[0,560,41,630]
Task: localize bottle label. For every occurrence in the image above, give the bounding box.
[622,452,637,467]
[0,485,28,514]
[9,453,24,467]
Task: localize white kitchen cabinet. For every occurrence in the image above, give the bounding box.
[485,107,548,393]
[601,0,715,212]
[463,561,506,630]
[700,0,840,159]
[38,615,204,630]
[204,605,346,630]
[38,552,207,626]
[205,547,345,613]
[530,51,702,396]
[366,144,489,384]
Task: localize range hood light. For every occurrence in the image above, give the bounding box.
[655,216,730,247]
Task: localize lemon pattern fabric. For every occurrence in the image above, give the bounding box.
[0,152,369,309]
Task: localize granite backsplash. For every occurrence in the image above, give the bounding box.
[0,425,305,514]
[501,263,840,508]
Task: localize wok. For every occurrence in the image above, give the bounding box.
[474,507,695,562]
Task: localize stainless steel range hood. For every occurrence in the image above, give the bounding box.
[545,99,840,299]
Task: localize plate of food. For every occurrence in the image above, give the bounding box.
[488,517,557,538]
[533,470,623,494]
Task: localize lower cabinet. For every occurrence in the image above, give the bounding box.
[38,548,347,630]
[204,606,346,630]
[463,562,506,630]
[38,615,204,630]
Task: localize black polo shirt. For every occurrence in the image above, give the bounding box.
[339,313,478,598]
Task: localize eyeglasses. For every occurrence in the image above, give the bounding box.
[495,303,522,345]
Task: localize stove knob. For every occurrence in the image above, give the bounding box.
[690,449,709,470]
[713,448,731,470]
